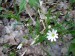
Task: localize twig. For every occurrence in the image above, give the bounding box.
[27,11,36,25]
[40,20,46,33]
[26,5,36,25]
[21,49,27,56]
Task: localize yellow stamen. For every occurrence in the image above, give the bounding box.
[52,34,55,37]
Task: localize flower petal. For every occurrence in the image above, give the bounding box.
[53,38,56,41]
[51,38,54,42]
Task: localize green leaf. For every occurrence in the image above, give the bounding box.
[69,43,75,56]
[9,51,16,56]
[71,39,75,43]
[0,12,20,21]
[8,13,20,21]
[3,44,10,48]
[0,7,3,11]
[69,40,75,55]
[69,0,75,3]
[69,44,75,51]
[29,0,39,7]
[35,34,47,44]
[19,0,26,13]
[35,20,40,34]
[69,30,75,35]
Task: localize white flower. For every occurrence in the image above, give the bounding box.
[17,43,23,49]
[47,29,58,42]
[48,25,51,29]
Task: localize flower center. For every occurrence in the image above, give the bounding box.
[52,34,55,37]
